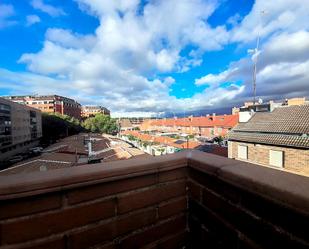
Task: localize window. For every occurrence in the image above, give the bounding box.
[238,145,248,160]
[269,150,284,168]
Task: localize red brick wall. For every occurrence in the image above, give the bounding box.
[0,168,188,249]
[1,151,309,249]
[188,154,309,249]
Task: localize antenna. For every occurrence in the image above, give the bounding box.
[250,10,266,105]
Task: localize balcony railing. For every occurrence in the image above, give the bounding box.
[0,151,308,248]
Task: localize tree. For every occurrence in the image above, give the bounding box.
[82,114,118,134]
[41,113,84,144]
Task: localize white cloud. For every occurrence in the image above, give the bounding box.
[195,30,309,101]
[194,0,309,107]
[14,0,234,114]
[231,0,309,43]
[3,0,309,116]
[195,68,238,86]
[45,28,96,49]
[0,4,17,29]
[26,15,41,26]
[31,0,66,17]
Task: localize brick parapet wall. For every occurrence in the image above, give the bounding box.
[0,151,309,249]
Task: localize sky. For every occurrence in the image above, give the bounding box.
[0,0,308,117]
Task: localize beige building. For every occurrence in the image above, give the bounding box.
[81,105,110,118]
[0,97,42,162]
[4,95,81,120]
[287,97,307,106]
[228,105,309,176]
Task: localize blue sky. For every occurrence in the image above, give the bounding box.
[0,0,308,117]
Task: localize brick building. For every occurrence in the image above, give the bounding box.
[81,105,110,118]
[140,114,238,138]
[4,95,81,120]
[228,105,309,176]
[0,97,42,162]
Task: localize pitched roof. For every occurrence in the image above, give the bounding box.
[233,105,309,134]
[119,119,133,128]
[121,130,200,149]
[229,105,309,148]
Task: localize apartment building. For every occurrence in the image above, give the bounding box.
[228,105,309,176]
[140,114,238,138]
[232,97,309,114]
[81,106,110,118]
[4,95,81,120]
[0,97,42,161]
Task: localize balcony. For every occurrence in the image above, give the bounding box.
[0,151,308,249]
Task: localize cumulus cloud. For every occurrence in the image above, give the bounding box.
[195,68,238,86]
[230,0,309,43]
[196,30,309,101]
[2,0,309,116]
[14,0,236,114]
[26,15,41,26]
[31,0,66,17]
[45,28,96,49]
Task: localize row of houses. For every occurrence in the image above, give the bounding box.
[3,95,110,120]
[135,100,308,176]
[139,114,239,138]
[120,130,200,156]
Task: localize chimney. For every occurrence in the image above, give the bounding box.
[239,111,254,123]
[88,141,92,156]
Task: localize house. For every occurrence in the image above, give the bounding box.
[118,119,134,131]
[228,105,309,176]
[139,114,238,139]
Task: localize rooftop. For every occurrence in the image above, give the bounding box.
[0,134,147,175]
[0,151,308,248]
[122,130,201,149]
[229,105,309,148]
[146,114,239,128]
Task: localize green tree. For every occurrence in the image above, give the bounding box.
[41,113,84,144]
[82,114,118,134]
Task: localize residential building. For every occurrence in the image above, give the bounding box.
[4,95,81,119]
[232,107,240,114]
[118,119,134,131]
[228,105,309,176]
[140,114,238,138]
[0,97,42,162]
[81,105,110,118]
[233,97,309,114]
[120,130,200,156]
[285,97,308,106]
[239,100,282,112]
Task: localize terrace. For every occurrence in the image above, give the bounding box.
[0,150,308,249]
